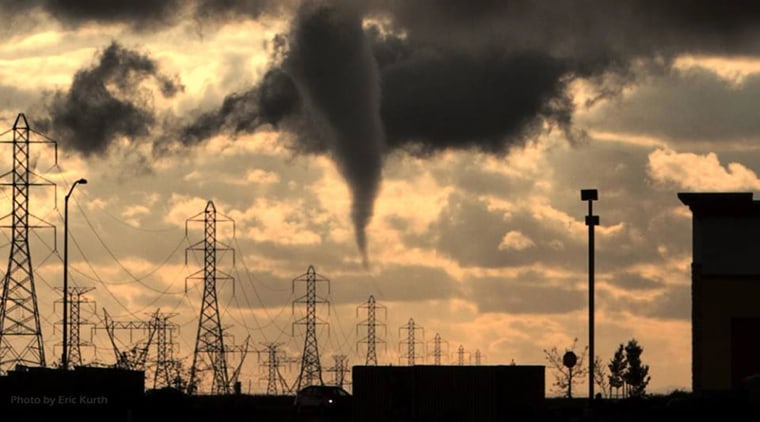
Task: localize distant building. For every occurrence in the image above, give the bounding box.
[679,192,760,392]
[352,365,544,422]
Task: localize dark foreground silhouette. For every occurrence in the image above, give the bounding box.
[3,366,759,422]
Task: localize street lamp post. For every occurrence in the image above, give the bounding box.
[581,189,599,402]
[62,178,87,370]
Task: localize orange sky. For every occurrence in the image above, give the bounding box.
[2,1,760,397]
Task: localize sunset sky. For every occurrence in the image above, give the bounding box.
[2,0,760,396]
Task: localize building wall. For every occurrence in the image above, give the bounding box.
[694,215,760,276]
[680,193,760,392]
[693,271,760,391]
[352,365,544,422]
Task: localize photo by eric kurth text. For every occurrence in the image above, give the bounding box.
[9,394,108,407]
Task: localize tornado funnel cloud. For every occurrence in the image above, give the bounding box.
[288,1,385,266]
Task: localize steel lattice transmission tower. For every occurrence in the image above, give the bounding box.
[151,312,178,390]
[100,308,159,371]
[292,265,329,390]
[474,349,482,365]
[186,201,235,395]
[55,287,95,367]
[398,318,424,366]
[356,295,386,365]
[328,355,349,388]
[0,113,57,371]
[258,343,293,395]
[457,344,467,365]
[429,332,449,366]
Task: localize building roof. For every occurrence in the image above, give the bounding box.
[678,192,760,217]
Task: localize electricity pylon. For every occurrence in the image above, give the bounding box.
[429,333,449,365]
[186,200,235,395]
[0,113,57,371]
[292,265,329,390]
[356,295,386,365]
[151,312,179,389]
[457,344,471,365]
[100,308,159,371]
[257,343,294,395]
[327,355,349,388]
[55,287,95,367]
[399,318,424,366]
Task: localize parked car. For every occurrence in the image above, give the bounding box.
[294,385,353,418]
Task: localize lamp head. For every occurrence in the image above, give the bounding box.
[77,178,88,185]
[580,189,598,201]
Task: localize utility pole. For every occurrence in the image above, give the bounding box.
[292,265,330,390]
[399,318,424,366]
[62,178,87,370]
[356,295,386,365]
[186,201,235,395]
[581,189,599,402]
[0,113,57,371]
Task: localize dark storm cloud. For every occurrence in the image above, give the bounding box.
[0,0,288,30]
[381,0,760,59]
[379,50,572,153]
[584,67,760,143]
[36,42,183,156]
[179,68,299,145]
[183,0,760,156]
[99,0,760,265]
[362,0,760,150]
[0,1,39,15]
[39,0,185,30]
[194,0,297,22]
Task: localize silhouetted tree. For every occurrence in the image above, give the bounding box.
[608,344,626,398]
[623,338,650,397]
[593,355,610,398]
[544,338,588,398]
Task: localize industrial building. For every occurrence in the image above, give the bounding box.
[0,365,144,420]
[679,192,760,392]
[352,365,545,422]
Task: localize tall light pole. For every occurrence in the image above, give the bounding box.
[62,178,87,370]
[581,189,599,402]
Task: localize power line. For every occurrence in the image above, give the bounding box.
[70,202,189,293]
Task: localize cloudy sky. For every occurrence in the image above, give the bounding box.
[2,0,760,395]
